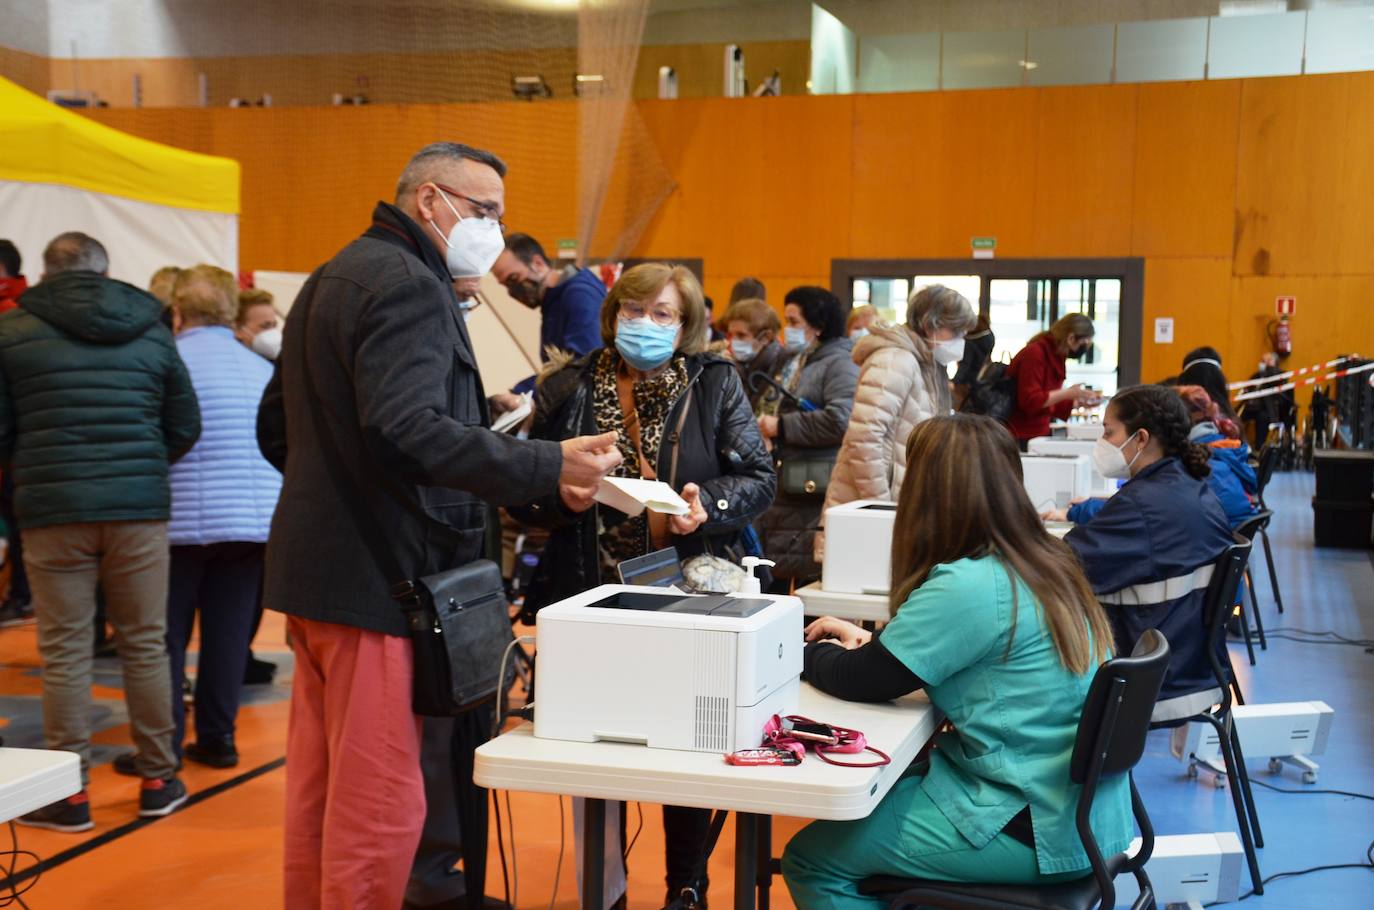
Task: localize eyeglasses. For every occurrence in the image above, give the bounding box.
[433,183,507,233]
[619,300,682,327]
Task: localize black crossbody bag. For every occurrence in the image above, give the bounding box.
[297,291,513,717]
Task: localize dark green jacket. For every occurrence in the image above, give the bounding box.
[0,272,201,530]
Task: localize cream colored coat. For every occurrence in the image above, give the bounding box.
[815,323,948,560]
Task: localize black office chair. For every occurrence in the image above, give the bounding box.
[859,630,1171,910]
[1251,446,1285,616]
[1150,538,1264,896]
[1231,512,1273,661]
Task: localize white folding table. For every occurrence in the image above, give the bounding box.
[794,583,890,624]
[475,685,940,910]
[0,747,81,824]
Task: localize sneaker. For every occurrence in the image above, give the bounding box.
[138,776,189,818]
[0,599,34,628]
[112,753,183,778]
[17,791,94,833]
[185,737,239,769]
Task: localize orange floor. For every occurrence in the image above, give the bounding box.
[1,614,807,909]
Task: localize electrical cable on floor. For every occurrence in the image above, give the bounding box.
[1260,626,1374,649]
[1195,760,1374,801]
[505,789,518,910]
[548,795,565,910]
[493,789,511,909]
[0,821,38,909]
[1191,760,1374,901]
[623,802,645,862]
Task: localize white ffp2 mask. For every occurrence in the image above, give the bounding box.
[251,326,282,361]
[1092,433,1142,480]
[933,336,965,367]
[429,189,504,279]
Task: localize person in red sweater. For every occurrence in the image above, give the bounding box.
[0,240,27,314]
[1005,313,1098,445]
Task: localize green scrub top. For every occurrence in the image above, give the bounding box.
[880,556,1134,875]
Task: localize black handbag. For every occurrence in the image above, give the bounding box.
[777,453,835,498]
[297,290,513,717]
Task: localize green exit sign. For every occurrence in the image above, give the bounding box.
[556,238,578,261]
[971,236,996,259]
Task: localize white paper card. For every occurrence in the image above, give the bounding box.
[490,394,532,434]
[593,476,690,516]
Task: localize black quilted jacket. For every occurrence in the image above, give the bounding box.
[511,350,776,612]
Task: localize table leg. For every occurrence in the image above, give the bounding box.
[734,812,759,910]
[584,798,605,910]
[756,814,773,910]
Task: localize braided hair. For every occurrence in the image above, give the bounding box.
[1109,384,1212,480]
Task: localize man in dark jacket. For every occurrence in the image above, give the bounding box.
[256,142,620,910]
[0,231,201,832]
[492,232,606,396]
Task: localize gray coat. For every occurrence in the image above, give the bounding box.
[759,336,858,579]
[257,202,563,636]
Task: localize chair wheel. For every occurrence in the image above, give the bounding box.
[1268,758,1283,774]
[1303,771,1318,784]
[1186,763,1199,780]
[1213,773,1227,789]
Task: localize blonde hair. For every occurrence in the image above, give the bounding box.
[236,288,277,326]
[172,264,237,327]
[600,263,708,356]
[723,298,780,340]
[148,266,184,307]
[847,304,878,334]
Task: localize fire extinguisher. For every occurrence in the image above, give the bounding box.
[1268,315,1292,357]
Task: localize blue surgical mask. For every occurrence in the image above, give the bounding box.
[730,338,756,361]
[784,326,809,351]
[616,317,679,371]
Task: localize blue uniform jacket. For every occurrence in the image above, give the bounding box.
[513,268,606,393]
[1065,458,1233,714]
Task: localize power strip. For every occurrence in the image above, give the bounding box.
[1113,832,1243,908]
[1178,701,1334,784]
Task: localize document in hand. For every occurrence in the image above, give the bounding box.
[594,477,690,517]
[490,394,533,434]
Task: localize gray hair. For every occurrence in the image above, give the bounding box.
[907,284,977,337]
[43,232,109,276]
[394,142,508,203]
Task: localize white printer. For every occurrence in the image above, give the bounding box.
[1021,453,1094,511]
[1027,437,1117,496]
[534,584,803,753]
[821,499,896,594]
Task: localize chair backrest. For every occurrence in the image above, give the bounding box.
[1069,629,1171,783]
[1201,539,1254,700]
[1232,510,1271,542]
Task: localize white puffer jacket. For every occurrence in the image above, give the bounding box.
[815,323,948,560]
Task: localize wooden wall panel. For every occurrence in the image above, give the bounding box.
[1335,72,1374,277]
[1031,84,1138,257]
[0,46,51,96]
[1131,80,1240,259]
[1140,258,1233,383]
[1234,74,1350,278]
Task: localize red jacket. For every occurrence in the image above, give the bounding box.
[1005,333,1073,440]
[0,275,27,314]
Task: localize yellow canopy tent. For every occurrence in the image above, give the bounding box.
[0,76,239,286]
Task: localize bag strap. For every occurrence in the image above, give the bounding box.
[295,288,456,598]
[667,387,694,489]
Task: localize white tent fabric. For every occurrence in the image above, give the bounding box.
[0,180,237,286]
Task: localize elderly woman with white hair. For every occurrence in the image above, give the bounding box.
[816,284,977,560]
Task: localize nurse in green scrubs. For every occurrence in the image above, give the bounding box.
[782,414,1136,910]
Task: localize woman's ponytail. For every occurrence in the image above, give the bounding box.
[1181,442,1213,480]
[1112,385,1212,478]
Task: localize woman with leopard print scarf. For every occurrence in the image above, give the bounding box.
[510,262,776,910]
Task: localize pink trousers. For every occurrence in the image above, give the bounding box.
[283,616,425,909]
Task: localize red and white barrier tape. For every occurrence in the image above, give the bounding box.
[1233,360,1374,402]
[1227,356,1360,390]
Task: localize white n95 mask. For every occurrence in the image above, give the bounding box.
[251,326,283,361]
[429,189,504,278]
[933,337,965,367]
[1092,434,1142,480]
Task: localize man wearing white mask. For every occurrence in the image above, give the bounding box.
[257,142,622,910]
[234,288,282,360]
